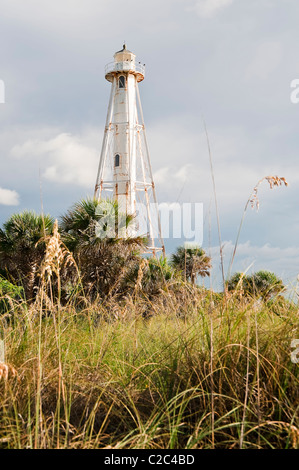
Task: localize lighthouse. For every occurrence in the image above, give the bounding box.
[94,44,165,256]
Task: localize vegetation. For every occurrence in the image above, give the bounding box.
[171,246,211,284]
[227,271,285,301]
[0,277,24,315]
[0,199,298,449]
[0,288,298,449]
[60,198,146,300]
[0,211,54,301]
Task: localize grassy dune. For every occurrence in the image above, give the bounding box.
[0,287,298,449]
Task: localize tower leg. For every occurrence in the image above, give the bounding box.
[136,84,165,257]
[94,78,116,199]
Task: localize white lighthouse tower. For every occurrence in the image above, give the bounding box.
[94,44,165,256]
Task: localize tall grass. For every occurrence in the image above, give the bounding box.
[0,285,298,449]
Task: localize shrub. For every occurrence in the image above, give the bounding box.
[0,277,24,314]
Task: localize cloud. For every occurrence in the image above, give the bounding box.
[209,240,299,289]
[0,187,19,206]
[245,41,283,81]
[193,0,235,18]
[154,164,195,186]
[0,0,181,47]
[11,132,99,188]
[148,117,269,210]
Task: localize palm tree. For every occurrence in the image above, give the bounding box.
[171,245,211,285]
[227,270,285,301]
[226,272,248,293]
[60,197,146,299]
[251,270,285,301]
[0,211,54,300]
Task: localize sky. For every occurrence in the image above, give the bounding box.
[0,0,298,292]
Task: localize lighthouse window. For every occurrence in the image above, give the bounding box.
[119,76,126,89]
[115,154,120,167]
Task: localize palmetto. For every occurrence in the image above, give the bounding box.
[0,211,54,301]
[227,270,285,301]
[60,197,146,298]
[171,246,211,285]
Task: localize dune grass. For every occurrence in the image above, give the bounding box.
[0,285,298,449]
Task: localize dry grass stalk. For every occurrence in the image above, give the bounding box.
[40,219,75,283]
[135,259,147,292]
[249,176,288,210]
[228,175,288,277]
[0,362,17,381]
[290,425,299,449]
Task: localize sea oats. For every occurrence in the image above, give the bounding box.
[249,176,288,211]
[40,219,75,283]
[0,362,17,381]
[229,175,289,276]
